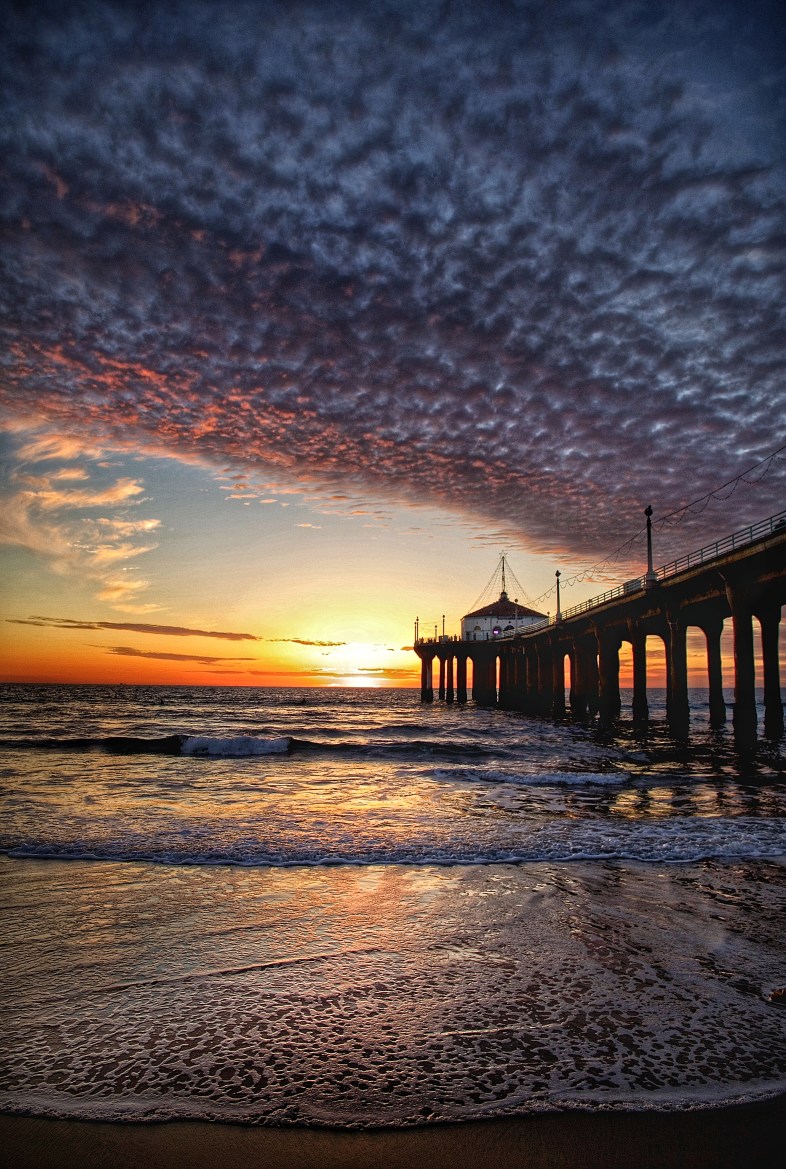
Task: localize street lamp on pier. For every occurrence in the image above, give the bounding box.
[555,570,562,622]
[644,505,657,588]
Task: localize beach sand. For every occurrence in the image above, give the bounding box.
[2,1095,784,1169]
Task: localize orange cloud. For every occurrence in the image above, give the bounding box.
[105,646,257,665]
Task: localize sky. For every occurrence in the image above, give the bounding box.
[1,0,784,688]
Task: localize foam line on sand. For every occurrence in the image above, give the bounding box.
[1,1094,784,1169]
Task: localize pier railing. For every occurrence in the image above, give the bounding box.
[415,508,786,644]
[559,507,786,623]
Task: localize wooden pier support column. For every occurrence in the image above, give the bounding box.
[456,655,467,705]
[445,654,455,704]
[570,634,599,718]
[701,618,726,728]
[438,656,446,701]
[628,622,648,723]
[512,645,524,706]
[666,612,690,734]
[420,655,434,703]
[537,642,553,715]
[586,635,599,716]
[570,636,590,718]
[726,585,757,747]
[472,653,497,707]
[567,649,577,715]
[502,649,526,711]
[597,630,622,726]
[524,645,539,713]
[568,644,583,717]
[757,603,783,740]
[551,639,566,718]
[498,652,511,709]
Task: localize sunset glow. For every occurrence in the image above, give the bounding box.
[1,0,784,689]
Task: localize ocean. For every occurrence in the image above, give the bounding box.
[1,682,785,1128]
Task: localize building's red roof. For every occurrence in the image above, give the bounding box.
[463,592,547,621]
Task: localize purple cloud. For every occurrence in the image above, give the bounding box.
[1,0,784,559]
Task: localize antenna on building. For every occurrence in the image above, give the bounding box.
[500,552,507,598]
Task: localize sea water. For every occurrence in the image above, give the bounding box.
[1,683,785,1126]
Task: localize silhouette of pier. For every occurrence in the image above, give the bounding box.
[414,510,786,747]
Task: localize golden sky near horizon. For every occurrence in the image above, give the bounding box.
[0,422,780,690]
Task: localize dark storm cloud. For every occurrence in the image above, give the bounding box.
[1,0,784,558]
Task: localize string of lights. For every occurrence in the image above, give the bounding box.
[652,443,786,529]
[418,441,785,624]
[528,439,786,607]
[467,554,534,612]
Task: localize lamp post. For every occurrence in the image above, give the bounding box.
[555,570,562,622]
[442,614,445,639]
[415,616,419,644]
[644,505,657,588]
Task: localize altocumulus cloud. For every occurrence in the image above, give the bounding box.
[1,0,785,558]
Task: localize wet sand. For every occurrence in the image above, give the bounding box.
[2,1094,784,1169]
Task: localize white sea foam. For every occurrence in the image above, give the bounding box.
[2,857,785,1126]
[4,816,786,868]
[182,735,291,757]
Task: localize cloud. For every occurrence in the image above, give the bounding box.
[1,0,784,561]
[7,616,260,640]
[94,517,161,535]
[27,479,146,512]
[96,578,156,607]
[0,430,163,609]
[14,434,107,463]
[104,646,257,664]
[266,637,347,647]
[355,667,420,678]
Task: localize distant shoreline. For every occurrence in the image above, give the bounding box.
[3,1094,785,1169]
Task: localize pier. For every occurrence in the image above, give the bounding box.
[414,510,786,746]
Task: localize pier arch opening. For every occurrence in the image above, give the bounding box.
[644,634,667,715]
